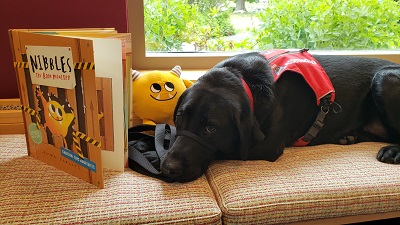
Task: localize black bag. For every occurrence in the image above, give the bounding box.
[128,124,176,182]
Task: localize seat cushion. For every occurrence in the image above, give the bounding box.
[206,142,400,224]
[0,134,221,224]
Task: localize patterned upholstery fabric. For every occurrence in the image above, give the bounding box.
[0,135,221,225]
[2,134,400,224]
[206,142,400,224]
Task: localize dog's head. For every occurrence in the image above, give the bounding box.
[160,68,264,182]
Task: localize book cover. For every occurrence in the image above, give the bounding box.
[9,29,131,188]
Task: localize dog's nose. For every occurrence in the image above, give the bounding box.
[161,161,182,178]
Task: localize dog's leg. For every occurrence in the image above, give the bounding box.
[337,135,357,145]
[248,124,287,161]
[371,65,400,164]
[337,131,389,145]
[377,145,400,164]
[250,138,285,161]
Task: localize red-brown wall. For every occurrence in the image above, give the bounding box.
[0,0,128,99]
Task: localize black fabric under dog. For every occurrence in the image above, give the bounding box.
[128,124,176,182]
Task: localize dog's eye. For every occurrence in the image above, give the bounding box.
[205,125,216,133]
[165,82,174,92]
[150,83,161,93]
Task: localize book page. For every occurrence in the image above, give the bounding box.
[92,38,125,172]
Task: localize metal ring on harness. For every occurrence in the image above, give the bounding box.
[321,106,329,114]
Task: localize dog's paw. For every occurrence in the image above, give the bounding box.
[337,136,357,145]
[376,145,400,164]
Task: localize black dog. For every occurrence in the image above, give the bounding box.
[161,51,400,182]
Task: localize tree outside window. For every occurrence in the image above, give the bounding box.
[144,0,400,52]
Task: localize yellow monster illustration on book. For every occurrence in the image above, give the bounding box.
[35,86,85,158]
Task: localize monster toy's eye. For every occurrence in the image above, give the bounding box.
[49,104,55,113]
[165,82,174,92]
[56,108,63,117]
[150,83,161,93]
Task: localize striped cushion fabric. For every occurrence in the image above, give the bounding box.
[0,135,221,225]
[206,142,400,224]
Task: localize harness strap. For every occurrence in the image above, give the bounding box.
[292,94,332,146]
[155,124,176,159]
[176,130,218,153]
[241,78,254,111]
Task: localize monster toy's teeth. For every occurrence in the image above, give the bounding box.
[169,94,173,98]
[156,94,160,100]
[59,121,62,125]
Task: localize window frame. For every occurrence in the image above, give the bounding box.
[128,0,400,70]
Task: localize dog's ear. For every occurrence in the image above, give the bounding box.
[234,106,264,160]
[173,89,188,123]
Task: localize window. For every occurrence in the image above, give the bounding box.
[128,0,400,70]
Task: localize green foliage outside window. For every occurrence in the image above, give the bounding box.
[144,0,400,51]
[255,0,400,50]
[144,0,235,51]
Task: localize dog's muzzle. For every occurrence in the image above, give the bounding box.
[176,130,218,153]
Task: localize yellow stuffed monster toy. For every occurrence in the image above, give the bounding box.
[131,65,193,125]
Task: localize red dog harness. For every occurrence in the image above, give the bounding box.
[263,49,335,105]
[241,49,335,147]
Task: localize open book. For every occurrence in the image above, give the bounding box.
[9,28,132,188]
